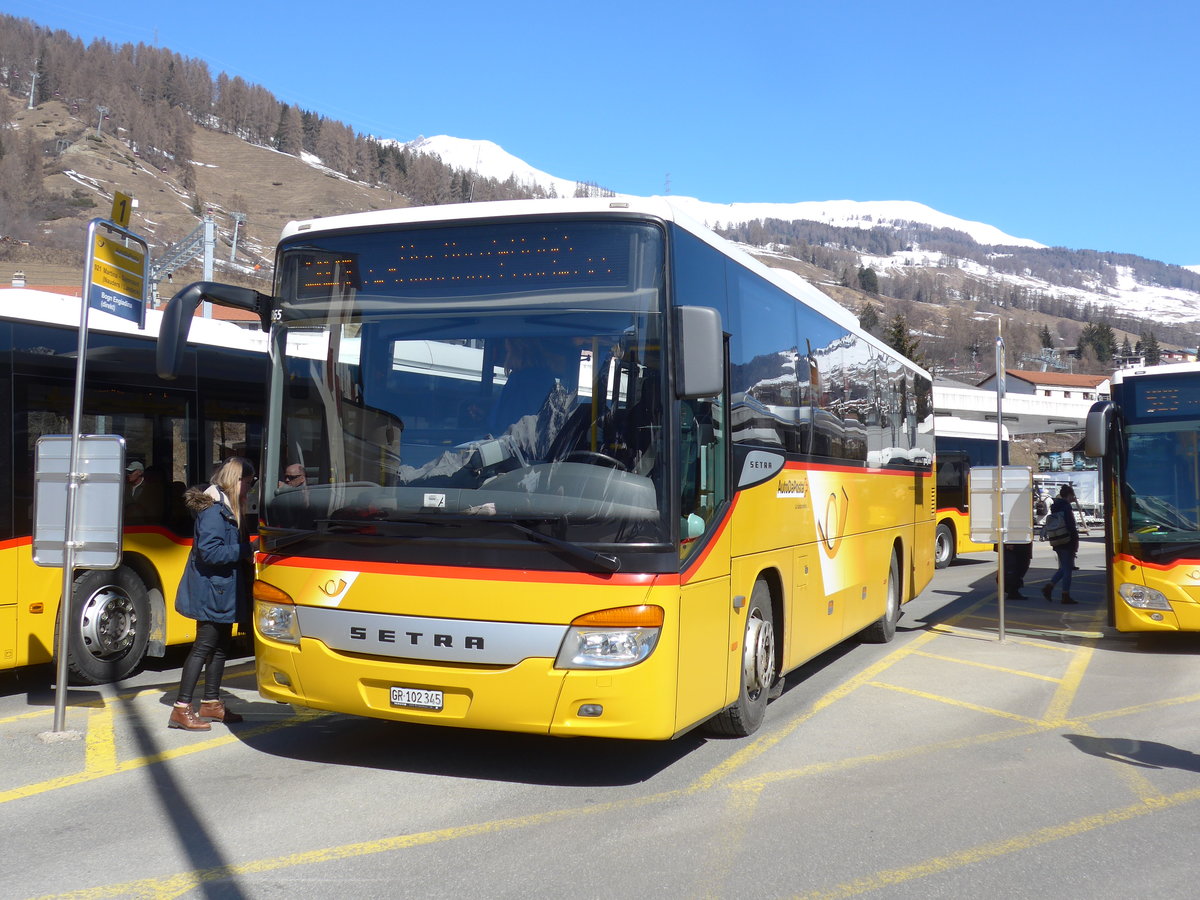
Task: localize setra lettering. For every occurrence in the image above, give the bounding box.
[345,625,486,651]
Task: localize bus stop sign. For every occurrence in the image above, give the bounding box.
[968,465,1034,544]
[33,434,125,570]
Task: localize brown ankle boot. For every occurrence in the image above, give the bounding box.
[1061,592,1078,605]
[199,700,244,724]
[168,704,212,731]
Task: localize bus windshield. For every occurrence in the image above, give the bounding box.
[262,220,672,555]
[1122,423,1200,546]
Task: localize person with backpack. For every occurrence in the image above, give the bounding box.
[1042,484,1079,604]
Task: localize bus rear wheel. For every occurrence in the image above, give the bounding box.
[60,567,152,685]
[934,523,956,568]
[707,580,775,738]
[861,550,901,644]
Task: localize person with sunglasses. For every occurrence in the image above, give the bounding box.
[169,457,257,731]
[278,464,306,489]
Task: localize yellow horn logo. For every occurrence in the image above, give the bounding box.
[319,578,348,597]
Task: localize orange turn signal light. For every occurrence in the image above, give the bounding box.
[570,605,664,628]
[253,581,294,604]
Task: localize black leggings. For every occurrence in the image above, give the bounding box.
[176,621,234,704]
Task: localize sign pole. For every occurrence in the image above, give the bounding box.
[51,220,99,733]
[48,212,147,735]
[995,325,1006,642]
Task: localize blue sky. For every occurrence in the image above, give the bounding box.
[9,0,1199,265]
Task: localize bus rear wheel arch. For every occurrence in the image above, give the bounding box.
[58,566,152,685]
[706,578,776,738]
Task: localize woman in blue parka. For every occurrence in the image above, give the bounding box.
[168,457,256,731]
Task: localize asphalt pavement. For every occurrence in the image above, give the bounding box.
[3,536,1200,899]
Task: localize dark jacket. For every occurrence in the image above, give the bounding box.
[175,485,252,624]
[1049,495,1079,553]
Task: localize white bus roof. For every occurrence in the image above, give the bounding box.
[1109,360,1200,385]
[279,199,924,380]
[0,288,268,354]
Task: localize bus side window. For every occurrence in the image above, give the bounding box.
[680,394,727,553]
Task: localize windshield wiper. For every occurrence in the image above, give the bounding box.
[495,519,621,574]
[315,511,621,573]
[380,512,621,573]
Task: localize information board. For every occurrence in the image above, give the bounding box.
[969,465,1034,544]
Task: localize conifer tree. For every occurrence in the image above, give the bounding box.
[884,313,924,365]
[859,302,880,334]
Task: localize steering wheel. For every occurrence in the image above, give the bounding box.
[563,450,628,471]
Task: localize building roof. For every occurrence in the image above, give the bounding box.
[980,369,1109,389]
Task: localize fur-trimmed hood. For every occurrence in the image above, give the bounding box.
[184,484,232,515]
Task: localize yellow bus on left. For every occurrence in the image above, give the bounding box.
[0,289,266,683]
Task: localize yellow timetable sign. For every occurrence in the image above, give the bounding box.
[89,233,147,324]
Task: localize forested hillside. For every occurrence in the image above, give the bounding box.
[1,11,1196,380]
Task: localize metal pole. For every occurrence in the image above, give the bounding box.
[995,324,1006,642]
[52,220,100,732]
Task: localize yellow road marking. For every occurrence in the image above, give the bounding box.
[1073,691,1200,724]
[734,722,1048,790]
[688,625,946,794]
[15,595,1194,899]
[1069,722,1164,805]
[1042,639,1096,723]
[32,784,691,900]
[793,786,1200,899]
[911,649,1064,683]
[866,681,1046,725]
[83,705,116,775]
[0,710,325,805]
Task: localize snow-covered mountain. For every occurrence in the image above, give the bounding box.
[402,135,1200,329]
[402,135,1043,248]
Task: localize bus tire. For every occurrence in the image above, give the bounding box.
[706,580,775,738]
[934,523,955,568]
[60,567,152,685]
[862,550,901,644]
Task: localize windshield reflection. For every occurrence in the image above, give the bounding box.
[265,306,669,550]
[1123,426,1200,549]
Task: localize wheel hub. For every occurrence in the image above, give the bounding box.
[742,613,775,696]
[78,587,138,659]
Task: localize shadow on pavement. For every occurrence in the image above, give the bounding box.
[1063,734,1200,772]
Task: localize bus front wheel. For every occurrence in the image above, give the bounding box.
[59,567,152,685]
[934,523,956,569]
[707,580,775,738]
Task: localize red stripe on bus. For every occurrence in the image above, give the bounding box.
[256,552,671,586]
[1115,552,1200,571]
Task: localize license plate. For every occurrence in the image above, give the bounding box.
[390,686,443,711]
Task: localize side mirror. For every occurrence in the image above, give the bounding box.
[674,305,723,398]
[156,281,273,379]
[1084,400,1111,458]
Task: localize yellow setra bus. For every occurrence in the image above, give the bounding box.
[1085,362,1200,632]
[158,198,936,738]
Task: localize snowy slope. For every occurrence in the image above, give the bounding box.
[399,135,1199,327]
[402,135,1043,248]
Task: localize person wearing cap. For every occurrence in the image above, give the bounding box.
[125,460,145,499]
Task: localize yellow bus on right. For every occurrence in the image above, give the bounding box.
[1085,362,1200,631]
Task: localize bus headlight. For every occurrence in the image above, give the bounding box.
[254,581,301,644]
[555,605,663,669]
[1118,583,1171,611]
